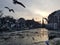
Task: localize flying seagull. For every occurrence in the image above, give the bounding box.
[5,7,15,13]
[49,35,56,40]
[13,0,26,8]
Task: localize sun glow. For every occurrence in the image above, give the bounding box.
[33,10,49,17]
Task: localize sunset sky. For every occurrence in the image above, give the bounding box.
[0,0,60,21]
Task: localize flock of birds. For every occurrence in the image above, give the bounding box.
[4,0,26,13]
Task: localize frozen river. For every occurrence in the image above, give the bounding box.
[0,28,60,45]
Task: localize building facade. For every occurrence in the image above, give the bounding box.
[48,10,60,29]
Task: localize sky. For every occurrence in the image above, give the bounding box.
[0,0,60,21]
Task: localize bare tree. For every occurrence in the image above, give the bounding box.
[0,10,3,17]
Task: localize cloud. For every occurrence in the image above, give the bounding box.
[0,0,60,19]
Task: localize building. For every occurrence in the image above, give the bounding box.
[46,10,60,29]
[48,10,60,23]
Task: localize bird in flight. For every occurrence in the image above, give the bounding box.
[5,7,15,13]
[13,0,26,8]
[49,35,56,40]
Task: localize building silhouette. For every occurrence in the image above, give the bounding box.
[46,10,60,30]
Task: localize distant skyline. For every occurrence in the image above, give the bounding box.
[0,0,60,21]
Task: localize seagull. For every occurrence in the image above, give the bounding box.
[5,7,15,13]
[49,35,56,40]
[13,0,26,8]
